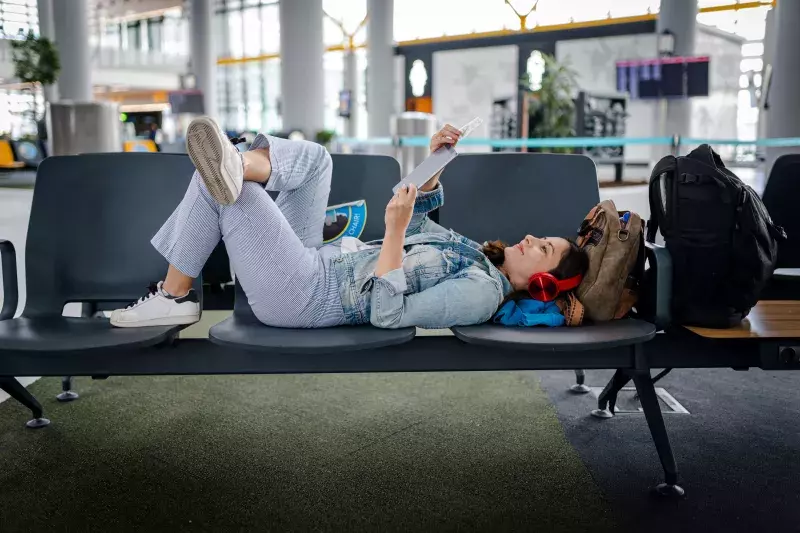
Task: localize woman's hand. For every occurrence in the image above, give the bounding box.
[420,124,462,192]
[384,183,418,237]
[430,124,462,153]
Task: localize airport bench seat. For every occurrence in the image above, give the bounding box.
[452,320,655,352]
[0,151,724,498]
[0,316,180,352]
[210,153,650,358]
[0,153,202,424]
[210,283,416,353]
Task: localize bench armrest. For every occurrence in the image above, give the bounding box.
[640,242,672,330]
[0,239,19,321]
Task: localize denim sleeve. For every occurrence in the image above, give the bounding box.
[406,184,449,237]
[369,267,503,329]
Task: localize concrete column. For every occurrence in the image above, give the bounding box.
[189,0,218,119]
[140,19,149,52]
[367,0,394,138]
[279,0,325,135]
[343,50,358,137]
[36,0,58,103]
[52,0,92,101]
[656,0,697,138]
[765,1,800,170]
[757,7,777,141]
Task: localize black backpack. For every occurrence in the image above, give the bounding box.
[647,144,786,328]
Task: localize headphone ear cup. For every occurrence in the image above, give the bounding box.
[528,273,560,302]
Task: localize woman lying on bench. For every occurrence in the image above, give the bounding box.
[111,117,588,329]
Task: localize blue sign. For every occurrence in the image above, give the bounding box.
[322,200,367,244]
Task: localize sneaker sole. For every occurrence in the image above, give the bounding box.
[187,117,240,205]
[110,314,200,328]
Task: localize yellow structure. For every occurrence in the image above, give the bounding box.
[123,140,158,153]
[0,141,24,169]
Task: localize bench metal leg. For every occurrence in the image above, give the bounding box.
[632,368,672,401]
[592,369,630,418]
[569,369,591,394]
[56,376,79,402]
[0,377,50,429]
[632,372,684,498]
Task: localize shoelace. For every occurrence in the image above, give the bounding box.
[125,282,160,309]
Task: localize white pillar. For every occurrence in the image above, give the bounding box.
[366,0,394,137]
[52,0,92,101]
[343,50,358,137]
[140,19,149,52]
[279,0,325,135]
[757,7,777,142]
[36,0,58,102]
[656,0,697,138]
[188,0,218,119]
[765,1,800,170]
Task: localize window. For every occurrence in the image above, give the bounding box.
[526,50,545,91]
[393,0,659,40]
[245,61,263,131]
[697,6,770,41]
[324,51,344,132]
[0,0,38,38]
[0,86,42,137]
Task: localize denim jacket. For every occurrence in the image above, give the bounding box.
[330,185,514,329]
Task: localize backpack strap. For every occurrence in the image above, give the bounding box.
[557,293,585,327]
[614,232,646,319]
[646,157,675,242]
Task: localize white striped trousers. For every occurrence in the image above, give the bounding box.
[152,134,347,328]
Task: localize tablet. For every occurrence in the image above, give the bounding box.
[392,144,458,194]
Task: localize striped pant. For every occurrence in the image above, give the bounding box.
[152,134,347,328]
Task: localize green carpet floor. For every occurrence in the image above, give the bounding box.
[0,373,617,532]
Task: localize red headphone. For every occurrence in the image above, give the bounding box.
[527,272,583,302]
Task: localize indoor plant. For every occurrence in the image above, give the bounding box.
[10,30,60,135]
[520,53,577,152]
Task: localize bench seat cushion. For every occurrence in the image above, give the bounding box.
[209,315,416,354]
[0,317,179,352]
[451,319,656,352]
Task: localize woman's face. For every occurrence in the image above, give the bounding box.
[502,235,570,291]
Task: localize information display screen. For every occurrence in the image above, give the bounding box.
[616,56,710,99]
[168,91,206,114]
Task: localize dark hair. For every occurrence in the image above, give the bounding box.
[482,238,589,301]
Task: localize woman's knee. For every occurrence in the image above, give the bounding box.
[302,141,331,174]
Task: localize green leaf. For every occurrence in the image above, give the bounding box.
[526,53,577,146]
[10,30,61,87]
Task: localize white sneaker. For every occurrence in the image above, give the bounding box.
[186,116,244,205]
[110,281,200,328]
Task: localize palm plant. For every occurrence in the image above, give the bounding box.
[10,30,60,131]
[521,53,578,150]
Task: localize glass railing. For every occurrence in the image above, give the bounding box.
[0,39,188,74]
[91,47,188,72]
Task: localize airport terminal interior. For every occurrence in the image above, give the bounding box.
[1,0,800,531]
